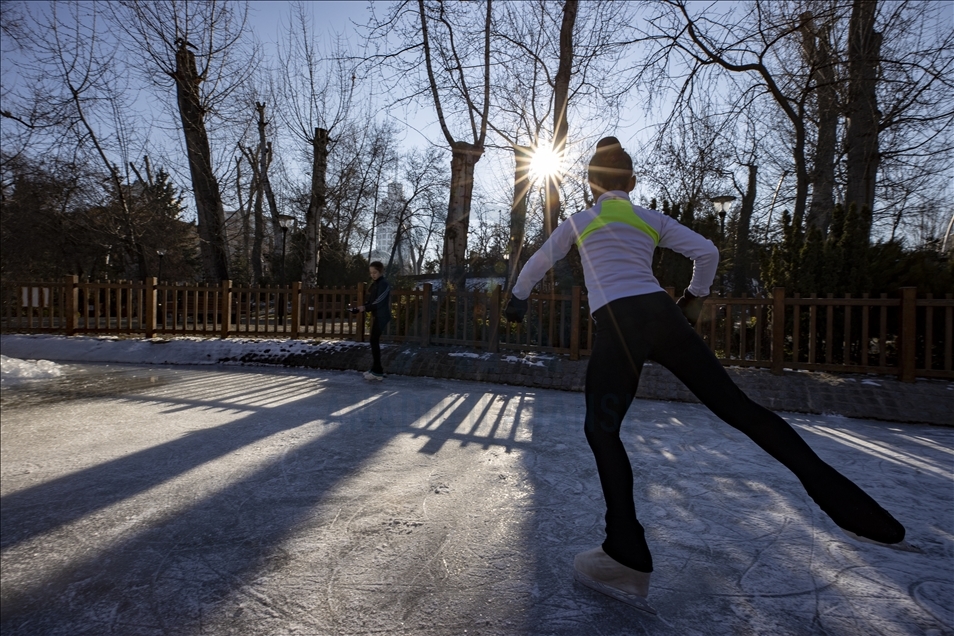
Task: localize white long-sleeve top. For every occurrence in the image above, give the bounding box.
[511,191,719,313]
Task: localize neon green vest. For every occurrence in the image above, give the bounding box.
[575,199,660,248]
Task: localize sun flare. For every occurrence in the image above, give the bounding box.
[528,143,562,182]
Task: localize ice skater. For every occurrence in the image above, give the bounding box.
[350,261,392,381]
[504,137,910,614]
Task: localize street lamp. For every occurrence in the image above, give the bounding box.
[278,215,296,326]
[156,249,166,323]
[278,215,296,284]
[710,196,737,237]
[104,244,112,282]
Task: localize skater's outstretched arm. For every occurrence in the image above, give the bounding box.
[510,222,577,300]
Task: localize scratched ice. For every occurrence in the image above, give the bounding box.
[1,355,951,635]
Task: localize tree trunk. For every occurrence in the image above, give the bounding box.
[801,12,837,233]
[793,117,810,231]
[241,145,264,285]
[255,103,281,250]
[442,141,483,289]
[235,156,251,277]
[845,0,881,240]
[732,164,757,294]
[506,145,533,291]
[304,127,329,285]
[251,166,265,285]
[173,40,229,281]
[544,0,578,239]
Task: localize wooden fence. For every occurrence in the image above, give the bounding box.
[2,277,952,381]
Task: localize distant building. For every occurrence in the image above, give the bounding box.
[370,182,415,274]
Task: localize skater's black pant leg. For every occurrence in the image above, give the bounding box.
[648,300,904,543]
[585,304,653,573]
[370,319,384,374]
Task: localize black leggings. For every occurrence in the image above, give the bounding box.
[585,292,904,573]
[370,318,384,374]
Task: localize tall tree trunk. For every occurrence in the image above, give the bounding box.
[263,143,280,234]
[417,0,492,289]
[304,127,329,285]
[792,118,810,231]
[442,141,483,288]
[241,145,265,285]
[506,145,533,291]
[801,12,837,233]
[255,103,281,250]
[235,156,251,277]
[544,0,578,240]
[845,0,881,240]
[173,40,229,281]
[732,164,757,294]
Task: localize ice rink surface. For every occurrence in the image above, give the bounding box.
[1,362,952,635]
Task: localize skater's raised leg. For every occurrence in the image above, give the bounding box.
[642,294,906,545]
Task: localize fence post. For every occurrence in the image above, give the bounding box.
[220,279,232,339]
[290,281,302,338]
[899,286,917,382]
[65,275,79,336]
[570,285,581,360]
[143,277,157,338]
[421,283,432,346]
[355,282,365,342]
[772,287,786,375]
[486,285,501,352]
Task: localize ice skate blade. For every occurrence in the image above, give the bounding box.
[572,567,657,615]
[843,529,922,553]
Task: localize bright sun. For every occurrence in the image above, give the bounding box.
[528,143,562,182]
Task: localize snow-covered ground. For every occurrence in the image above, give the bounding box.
[1,342,952,635]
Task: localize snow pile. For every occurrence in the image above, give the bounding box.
[0,355,63,386]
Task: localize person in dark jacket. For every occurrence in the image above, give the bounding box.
[351,261,392,380]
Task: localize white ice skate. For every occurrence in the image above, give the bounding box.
[573,547,656,615]
[363,371,384,382]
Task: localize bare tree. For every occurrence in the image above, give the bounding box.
[116,0,255,281]
[484,0,639,287]
[324,117,400,263]
[799,6,839,232]
[383,147,447,275]
[365,0,493,288]
[276,1,356,285]
[3,1,151,278]
[637,0,954,243]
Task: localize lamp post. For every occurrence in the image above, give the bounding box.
[278,215,296,325]
[710,196,736,295]
[278,215,296,284]
[710,196,737,239]
[156,249,166,322]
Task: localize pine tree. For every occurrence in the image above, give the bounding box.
[799,224,825,293]
[839,203,870,293]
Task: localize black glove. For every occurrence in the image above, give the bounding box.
[504,296,528,323]
[676,288,706,326]
[348,306,361,315]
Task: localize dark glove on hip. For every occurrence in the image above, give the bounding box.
[504,296,528,323]
[676,288,706,326]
